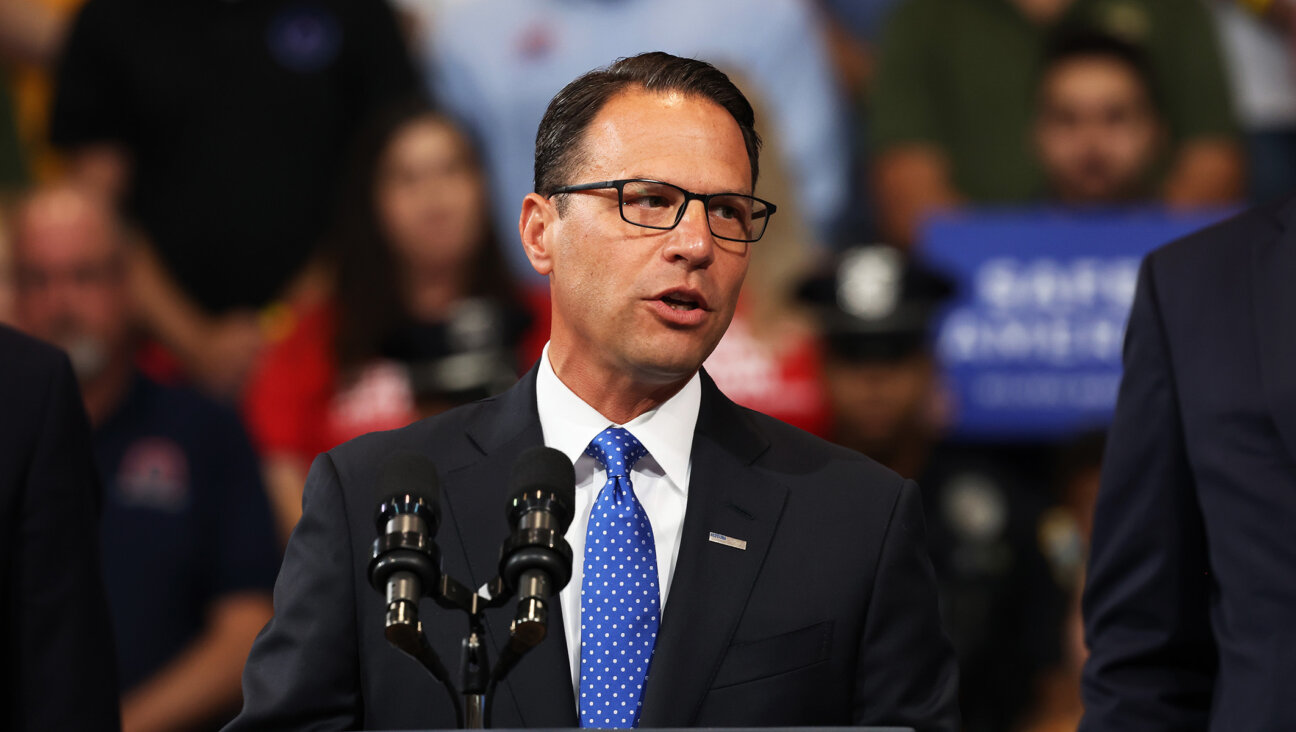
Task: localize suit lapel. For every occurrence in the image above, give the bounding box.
[639,372,788,727]
[1252,197,1296,466]
[439,368,578,727]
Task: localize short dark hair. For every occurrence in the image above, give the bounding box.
[533,52,762,203]
[1039,30,1161,113]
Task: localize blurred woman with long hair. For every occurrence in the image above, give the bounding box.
[245,96,544,541]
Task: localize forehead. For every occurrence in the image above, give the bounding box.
[1043,57,1148,100]
[14,198,117,265]
[386,116,467,160]
[575,88,752,193]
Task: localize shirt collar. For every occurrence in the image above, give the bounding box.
[535,342,699,492]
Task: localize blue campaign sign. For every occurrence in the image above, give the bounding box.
[919,207,1233,440]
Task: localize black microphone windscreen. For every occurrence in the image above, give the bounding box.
[508,446,576,522]
[377,451,442,509]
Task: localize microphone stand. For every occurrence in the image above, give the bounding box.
[432,573,511,729]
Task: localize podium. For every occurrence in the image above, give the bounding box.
[370,728,916,731]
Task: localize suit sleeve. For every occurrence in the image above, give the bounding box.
[15,351,120,731]
[853,478,961,732]
[1079,254,1216,731]
[227,453,362,731]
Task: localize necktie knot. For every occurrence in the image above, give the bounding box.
[584,427,647,480]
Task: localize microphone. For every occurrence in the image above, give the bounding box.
[367,452,442,651]
[498,446,575,649]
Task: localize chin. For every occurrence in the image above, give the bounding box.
[623,342,712,384]
[631,354,707,384]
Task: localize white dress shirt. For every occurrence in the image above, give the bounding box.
[534,343,699,691]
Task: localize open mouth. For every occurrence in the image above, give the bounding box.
[660,293,700,311]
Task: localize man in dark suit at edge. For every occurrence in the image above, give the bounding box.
[228,52,959,730]
[0,325,120,731]
[1081,193,1296,731]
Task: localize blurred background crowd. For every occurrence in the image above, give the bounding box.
[0,0,1290,730]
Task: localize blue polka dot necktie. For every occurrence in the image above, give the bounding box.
[579,427,659,729]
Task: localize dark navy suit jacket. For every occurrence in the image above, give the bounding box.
[228,368,959,730]
[1082,196,1296,731]
[0,326,120,731]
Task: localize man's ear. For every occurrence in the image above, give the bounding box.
[519,192,557,276]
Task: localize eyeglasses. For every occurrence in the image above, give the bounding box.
[547,178,777,243]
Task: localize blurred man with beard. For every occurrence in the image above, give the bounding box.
[1033,31,1166,205]
[801,245,1063,732]
[11,185,279,732]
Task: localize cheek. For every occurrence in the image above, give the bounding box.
[1107,134,1140,161]
[378,185,420,241]
[1120,126,1158,162]
[80,287,126,329]
[456,177,487,222]
[824,372,860,410]
[898,375,930,410]
[433,174,475,217]
[1039,129,1076,164]
[717,255,750,309]
[15,293,52,328]
[551,238,622,322]
[556,219,633,288]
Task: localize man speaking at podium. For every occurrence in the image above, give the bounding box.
[228,52,959,731]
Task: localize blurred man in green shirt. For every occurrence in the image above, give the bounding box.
[870,0,1241,244]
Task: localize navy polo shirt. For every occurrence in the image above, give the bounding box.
[94,373,280,692]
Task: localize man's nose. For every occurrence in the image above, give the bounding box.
[662,199,715,267]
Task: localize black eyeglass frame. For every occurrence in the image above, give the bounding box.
[547,178,778,243]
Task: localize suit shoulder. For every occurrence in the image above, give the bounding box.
[1136,198,1289,323]
[1149,199,1287,277]
[0,327,80,424]
[0,326,67,383]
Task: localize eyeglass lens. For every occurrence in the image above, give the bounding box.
[619,180,768,242]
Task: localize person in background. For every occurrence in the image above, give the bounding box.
[0,0,59,188]
[420,0,851,276]
[10,185,279,732]
[0,194,14,322]
[48,0,419,398]
[1020,430,1105,732]
[1033,31,1167,205]
[1212,0,1296,203]
[243,97,543,542]
[800,245,1063,732]
[0,0,76,184]
[816,0,904,97]
[0,82,19,186]
[813,0,905,242]
[870,0,1241,245]
[1,324,119,731]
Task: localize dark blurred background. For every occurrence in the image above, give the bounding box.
[1,0,1289,729]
